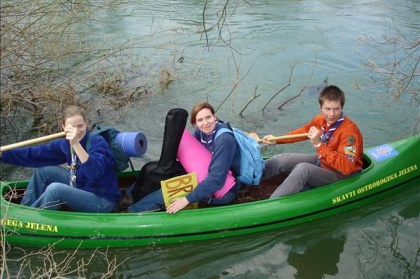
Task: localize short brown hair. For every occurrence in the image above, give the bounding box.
[318,85,345,108]
[61,105,87,125]
[190,102,215,125]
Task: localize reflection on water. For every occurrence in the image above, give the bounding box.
[287,238,345,278]
[341,208,419,279]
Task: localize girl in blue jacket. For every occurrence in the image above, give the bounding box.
[1,105,121,212]
[128,102,241,213]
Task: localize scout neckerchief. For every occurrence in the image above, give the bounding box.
[320,113,345,144]
[69,146,77,187]
[199,121,220,153]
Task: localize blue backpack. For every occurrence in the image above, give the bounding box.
[216,127,265,185]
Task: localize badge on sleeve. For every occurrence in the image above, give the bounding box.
[344,145,356,162]
[347,135,355,145]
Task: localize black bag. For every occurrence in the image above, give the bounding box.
[131,108,188,203]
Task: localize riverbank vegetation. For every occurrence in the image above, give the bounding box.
[0,0,177,145]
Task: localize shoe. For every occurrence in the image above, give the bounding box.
[118,194,133,212]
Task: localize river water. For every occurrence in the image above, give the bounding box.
[3,0,420,278]
[111,0,419,162]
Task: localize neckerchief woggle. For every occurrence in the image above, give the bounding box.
[69,146,77,187]
[199,121,220,153]
[320,113,345,144]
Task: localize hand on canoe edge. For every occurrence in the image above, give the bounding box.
[166,197,189,214]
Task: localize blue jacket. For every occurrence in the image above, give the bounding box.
[186,123,240,203]
[1,131,121,203]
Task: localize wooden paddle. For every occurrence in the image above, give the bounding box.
[248,132,308,143]
[0,131,66,152]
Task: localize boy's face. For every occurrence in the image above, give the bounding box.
[320,99,343,125]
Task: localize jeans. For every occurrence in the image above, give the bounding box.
[21,166,115,212]
[128,182,241,213]
[263,153,341,198]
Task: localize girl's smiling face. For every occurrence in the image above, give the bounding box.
[63,115,87,140]
[195,108,217,135]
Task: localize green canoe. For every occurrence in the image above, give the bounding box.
[1,136,419,248]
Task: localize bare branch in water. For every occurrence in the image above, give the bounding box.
[358,19,419,106]
[277,56,322,110]
[262,63,296,112]
[216,62,255,112]
[200,0,250,57]
[1,209,126,278]
[239,86,261,117]
[203,0,209,49]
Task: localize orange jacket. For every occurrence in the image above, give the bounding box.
[275,114,364,176]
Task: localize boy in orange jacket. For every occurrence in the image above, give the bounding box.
[262,85,364,198]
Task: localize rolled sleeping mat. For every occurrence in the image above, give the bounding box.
[177,128,236,199]
[116,132,148,157]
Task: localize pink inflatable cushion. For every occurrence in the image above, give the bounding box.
[177,129,236,198]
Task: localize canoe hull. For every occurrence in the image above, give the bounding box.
[1,136,419,248]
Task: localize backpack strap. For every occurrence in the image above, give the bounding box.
[214,126,239,178]
[85,123,104,151]
[85,131,94,152]
[215,121,234,139]
[215,127,232,139]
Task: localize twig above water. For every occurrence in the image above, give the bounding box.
[262,63,295,112]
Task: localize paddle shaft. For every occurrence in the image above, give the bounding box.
[261,133,309,143]
[1,132,66,152]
